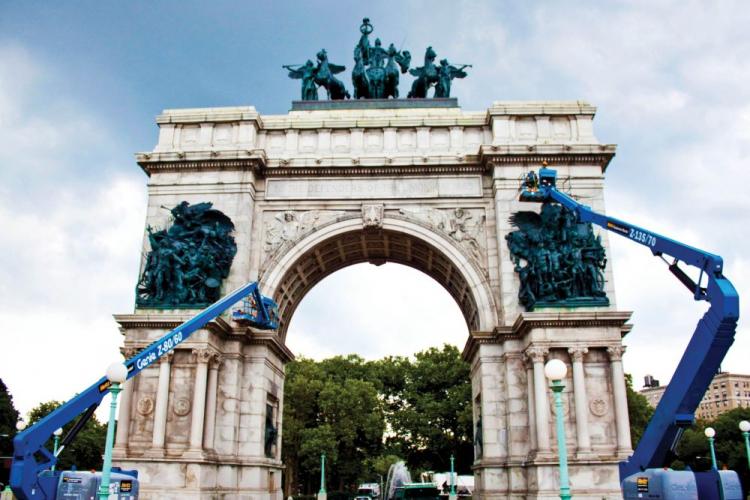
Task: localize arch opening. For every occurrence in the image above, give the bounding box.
[267,228,484,340]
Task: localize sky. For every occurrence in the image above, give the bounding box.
[0,1,748,421]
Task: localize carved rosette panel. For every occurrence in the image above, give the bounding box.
[589,398,609,417]
[395,207,487,263]
[173,397,191,416]
[136,396,155,416]
[263,210,348,257]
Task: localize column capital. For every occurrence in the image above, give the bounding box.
[192,347,218,364]
[153,351,174,364]
[524,346,549,364]
[209,353,223,369]
[568,346,589,362]
[607,345,627,361]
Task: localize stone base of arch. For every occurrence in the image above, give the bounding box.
[110,458,284,500]
[464,311,632,499]
[112,316,293,500]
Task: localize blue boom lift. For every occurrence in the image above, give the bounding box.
[9,282,279,499]
[520,167,741,498]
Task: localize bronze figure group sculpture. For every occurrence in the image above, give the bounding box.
[136,202,237,307]
[506,202,610,311]
[285,18,470,101]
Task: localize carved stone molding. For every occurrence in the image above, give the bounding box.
[606,345,626,361]
[568,346,589,362]
[524,346,549,364]
[361,204,384,229]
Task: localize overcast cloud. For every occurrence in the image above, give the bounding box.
[0,1,747,419]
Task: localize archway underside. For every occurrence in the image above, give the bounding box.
[273,229,480,339]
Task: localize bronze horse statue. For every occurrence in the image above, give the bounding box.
[314,49,350,100]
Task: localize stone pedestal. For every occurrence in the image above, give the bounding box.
[464,311,632,499]
[113,315,293,499]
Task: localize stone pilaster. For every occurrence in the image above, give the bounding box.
[186,347,215,456]
[568,346,593,457]
[147,351,174,457]
[114,347,138,451]
[608,345,633,456]
[522,355,537,453]
[525,346,551,456]
[203,353,223,451]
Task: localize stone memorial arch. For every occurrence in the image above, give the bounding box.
[112,100,631,499]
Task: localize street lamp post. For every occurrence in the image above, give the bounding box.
[545,359,571,500]
[51,428,63,472]
[97,362,127,500]
[317,452,326,500]
[740,421,750,470]
[704,427,718,470]
[449,454,456,499]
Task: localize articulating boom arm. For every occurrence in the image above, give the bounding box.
[11,282,276,499]
[521,168,739,480]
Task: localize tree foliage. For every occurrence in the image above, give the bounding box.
[673,407,750,491]
[27,400,107,471]
[377,345,473,475]
[626,373,654,447]
[0,379,20,485]
[282,345,473,496]
[283,355,385,495]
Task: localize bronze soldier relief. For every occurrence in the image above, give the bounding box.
[506,202,609,310]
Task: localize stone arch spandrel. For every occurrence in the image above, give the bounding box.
[259,217,498,340]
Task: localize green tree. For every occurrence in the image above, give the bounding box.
[282,356,385,495]
[27,401,107,471]
[674,408,750,491]
[626,374,654,447]
[0,379,20,485]
[380,345,473,475]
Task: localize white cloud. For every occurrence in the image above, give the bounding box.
[287,263,468,361]
[0,43,146,418]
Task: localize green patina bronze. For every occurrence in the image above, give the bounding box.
[136,201,237,308]
[264,403,278,458]
[284,17,470,101]
[353,18,411,99]
[506,202,609,311]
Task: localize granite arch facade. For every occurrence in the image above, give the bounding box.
[113,101,632,499]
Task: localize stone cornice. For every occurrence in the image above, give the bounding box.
[479,144,616,171]
[511,311,633,338]
[114,314,234,338]
[243,328,296,363]
[462,329,508,362]
[155,106,262,125]
[462,311,632,361]
[487,100,598,116]
[263,162,486,177]
[135,154,266,176]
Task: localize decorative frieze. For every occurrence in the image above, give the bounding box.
[397,206,486,261]
[264,210,347,254]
